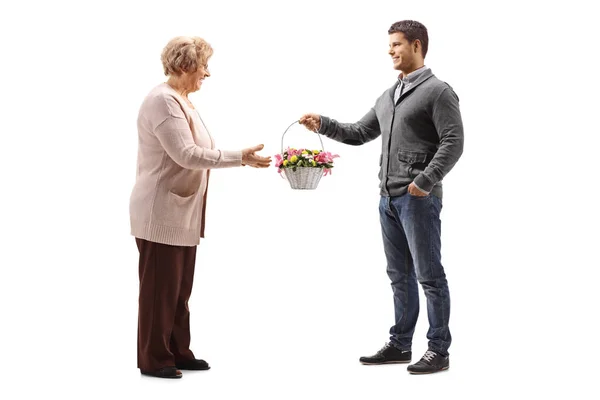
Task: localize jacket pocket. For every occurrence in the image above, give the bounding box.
[397,151,429,164]
[378,154,383,184]
[165,191,198,229]
[169,190,197,201]
[398,151,430,178]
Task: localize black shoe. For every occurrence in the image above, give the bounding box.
[175,358,210,370]
[140,366,182,379]
[359,343,412,365]
[407,350,449,374]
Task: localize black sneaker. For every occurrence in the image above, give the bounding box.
[407,350,449,374]
[359,343,412,365]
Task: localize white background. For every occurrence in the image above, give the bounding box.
[1,0,599,398]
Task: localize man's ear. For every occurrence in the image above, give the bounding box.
[413,39,421,54]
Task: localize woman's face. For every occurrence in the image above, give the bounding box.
[183,62,210,93]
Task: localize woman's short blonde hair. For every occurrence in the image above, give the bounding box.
[160,36,213,76]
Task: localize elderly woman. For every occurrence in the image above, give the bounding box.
[129,36,271,379]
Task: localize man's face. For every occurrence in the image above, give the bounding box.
[388,32,417,72]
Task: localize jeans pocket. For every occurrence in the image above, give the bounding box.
[407,192,429,199]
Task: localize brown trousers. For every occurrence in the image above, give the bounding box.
[136,238,196,371]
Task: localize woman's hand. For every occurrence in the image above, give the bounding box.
[242,144,272,168]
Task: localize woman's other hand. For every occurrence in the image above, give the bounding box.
[242,144,272,168]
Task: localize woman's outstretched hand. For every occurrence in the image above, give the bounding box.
[242,144,272,168]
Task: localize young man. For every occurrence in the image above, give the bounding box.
[299,20,464,374]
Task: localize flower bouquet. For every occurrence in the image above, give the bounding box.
[275,147,339,190]
[276,120,340,190]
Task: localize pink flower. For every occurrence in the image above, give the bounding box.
[273,154,285,173]
[274,148,339,178]
[286,147,300,158]
[315,151,339,164]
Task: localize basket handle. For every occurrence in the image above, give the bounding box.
[280,120,325,154]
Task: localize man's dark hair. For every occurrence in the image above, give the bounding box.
[388,20,429,58]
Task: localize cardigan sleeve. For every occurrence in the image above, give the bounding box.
[148,94,242,170]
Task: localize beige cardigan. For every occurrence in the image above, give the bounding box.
[130,83,242,246]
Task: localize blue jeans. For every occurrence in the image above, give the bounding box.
[379,193,451,356]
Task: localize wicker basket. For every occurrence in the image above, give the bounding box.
[283,167,323,190]
[280,121,326,190]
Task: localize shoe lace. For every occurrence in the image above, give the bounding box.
[376,342,392,356]
[422,350,437,363]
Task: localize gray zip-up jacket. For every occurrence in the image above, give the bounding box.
[319,68,463,199]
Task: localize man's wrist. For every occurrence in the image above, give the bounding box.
[412,181,430,194]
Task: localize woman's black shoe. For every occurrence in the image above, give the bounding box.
[175,359,210,370]
[140,366,183,379]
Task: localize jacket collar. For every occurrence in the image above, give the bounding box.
[388,68,434,102]
[399,66,429,85]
